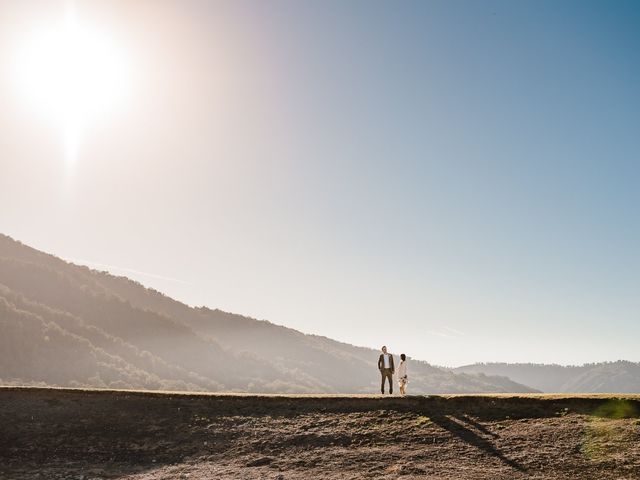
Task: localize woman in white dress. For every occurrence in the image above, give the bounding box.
[397,353,408,395]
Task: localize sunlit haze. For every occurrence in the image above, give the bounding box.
[9,3,130,168]
[1,1,639,367]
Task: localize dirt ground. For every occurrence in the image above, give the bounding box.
[2,388,640,479]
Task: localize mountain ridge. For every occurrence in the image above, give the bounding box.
[454,362,640,393]
[0,233,536,394]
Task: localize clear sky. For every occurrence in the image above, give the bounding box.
[1,0,639,366]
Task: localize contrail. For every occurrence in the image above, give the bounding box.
[66,258,191,285]
[426,330,454,339]
[427,326,465,338]
[443,326,465,336]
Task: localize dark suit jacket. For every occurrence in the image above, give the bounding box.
[378,353,395,372]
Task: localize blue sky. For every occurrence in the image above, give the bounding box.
[1,0,639,365]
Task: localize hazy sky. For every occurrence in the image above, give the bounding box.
[1,0,639,366]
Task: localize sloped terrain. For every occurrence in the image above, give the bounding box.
[455,362,640,393]
[0,234,535,394]
[2,388,640,479]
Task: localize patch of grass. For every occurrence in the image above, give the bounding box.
[415,415,431,426]
[592,399,638,419]
[581,419,617,462]
[581,415,636,463]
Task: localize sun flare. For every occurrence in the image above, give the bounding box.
[12,8,130,166]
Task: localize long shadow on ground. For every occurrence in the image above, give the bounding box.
[430,414,526,472]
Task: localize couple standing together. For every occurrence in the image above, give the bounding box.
[377,345,408,395]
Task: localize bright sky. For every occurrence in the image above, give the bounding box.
[1,1,639,367]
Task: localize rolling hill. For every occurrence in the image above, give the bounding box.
[455,362,640,393]
[0,233,535,394]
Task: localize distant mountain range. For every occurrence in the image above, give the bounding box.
[0,234,535,394]
[455,362,640,393]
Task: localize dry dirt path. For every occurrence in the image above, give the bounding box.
[2,388,640,479]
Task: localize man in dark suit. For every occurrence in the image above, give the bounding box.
[378,345,395,394]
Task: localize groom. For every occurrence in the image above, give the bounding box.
[378,346,395,394]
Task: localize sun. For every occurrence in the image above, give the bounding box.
[12,7,130,166]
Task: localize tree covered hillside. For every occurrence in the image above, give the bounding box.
[0,234,536,394]
[455,362,640,393]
